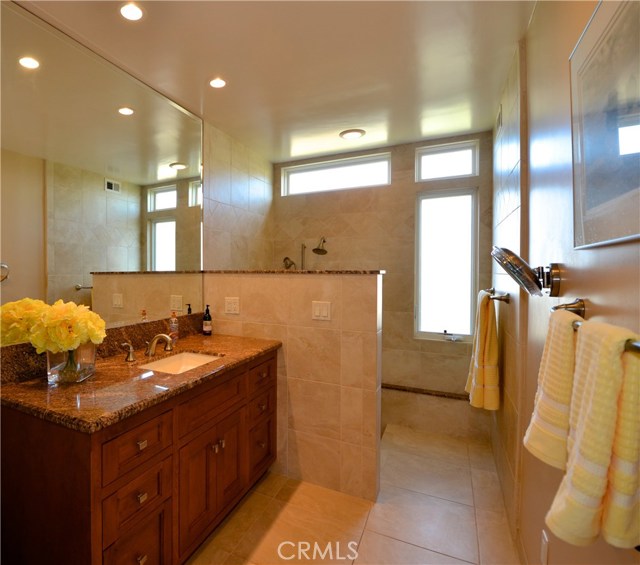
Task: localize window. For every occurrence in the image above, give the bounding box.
[150,220,176,271]
[281,153,391,196]
[189,180,203,207]
[148,186,177,211]
[416,140,478,181]
[415,188,477,340]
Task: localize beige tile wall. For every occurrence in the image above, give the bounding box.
[491,43,528,542]
[202,124,274,270]
[204,272,382,501]
[273,133,494,400]
[46,160,142,306]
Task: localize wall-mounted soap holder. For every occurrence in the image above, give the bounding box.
[491,246,561,297]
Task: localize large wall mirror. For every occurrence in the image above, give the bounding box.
[1,3,203,324]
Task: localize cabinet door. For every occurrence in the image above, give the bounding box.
[178,427,219,554]
[215,409,245,510]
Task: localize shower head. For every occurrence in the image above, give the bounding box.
[312,237,327,255]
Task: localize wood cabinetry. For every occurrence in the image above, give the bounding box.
[1,351,277,565]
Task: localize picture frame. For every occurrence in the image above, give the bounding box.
[570,0,640,249]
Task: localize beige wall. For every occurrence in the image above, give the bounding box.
[204,272,382,501]
[273,133,494,398]
[495,2,640,564]
[46,161,143,306]
[0,149,46,303]
[491,42,529,538]
[202,123,274,270]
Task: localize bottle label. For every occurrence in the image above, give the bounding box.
[203,320,212,335]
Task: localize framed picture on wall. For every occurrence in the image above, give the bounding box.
[570,0,640,249]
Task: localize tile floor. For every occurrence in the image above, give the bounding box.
[188,424,521,565]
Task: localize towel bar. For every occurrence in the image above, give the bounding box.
[74,284,93,291]
[572,320,640,354]
[486,288,510,303]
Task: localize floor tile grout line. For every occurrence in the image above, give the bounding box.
[379,480,476,509]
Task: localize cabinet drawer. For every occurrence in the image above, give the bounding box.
[247,357,276,395]
[102,412,173,487]
[247,387,276,425]
[103,458,172,549]
[103,500,171,565]
[248,415,276,480]
[177,370,245,438]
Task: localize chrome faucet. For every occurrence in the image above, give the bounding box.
[145,334,174,356]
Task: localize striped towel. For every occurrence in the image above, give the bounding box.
[545,321,640,548]
[523,310,582,470]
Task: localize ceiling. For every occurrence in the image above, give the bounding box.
[17,1,536,164]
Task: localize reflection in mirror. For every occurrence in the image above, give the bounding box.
[1,3,203,324]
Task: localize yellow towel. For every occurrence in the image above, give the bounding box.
[523,310,583,470]
[545,321,640,548]
[465,290,499,410]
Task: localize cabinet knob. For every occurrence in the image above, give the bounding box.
[136,439,148,452]
[136,555,148,565]
[259,403,267,412]
[260,371,268,379]
[258,441,267,449]
[212,443,220,454]
[137,492,148,505]
[218,439,226,450]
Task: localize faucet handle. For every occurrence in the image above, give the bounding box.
[121,342,136,362]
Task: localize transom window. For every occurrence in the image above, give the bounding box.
[281,153,391,196]
[416,140,479,181]
[148,186,177,211]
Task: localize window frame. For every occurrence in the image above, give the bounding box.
[281,152,391,196]
[415,140,479,182]
[414,186,479,342]
[147,185,177,212]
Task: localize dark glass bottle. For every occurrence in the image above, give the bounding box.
[202,304,212,336]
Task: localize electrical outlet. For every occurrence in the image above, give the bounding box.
[312,301,331,321]
[112,293,123,308]
[540,529,549,565]
[225,297,240,314]
[170,295,183,311]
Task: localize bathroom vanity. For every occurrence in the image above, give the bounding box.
[1,334,279,564]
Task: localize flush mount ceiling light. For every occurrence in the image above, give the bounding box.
[339,128,366,140]
[169,162,187,170]
[118,107,134,116]
[120,2,143,21]
[209,77,227,89]
[19,56,40,69]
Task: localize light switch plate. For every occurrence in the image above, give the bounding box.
[225,297,240,314]
[170,295,183,311]
[112,293,123,308]
[312,300,331,321]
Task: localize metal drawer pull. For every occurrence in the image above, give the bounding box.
[137,555,148,565]
[258,441,266,449]
[137,492,148,505]
[136,439,148,452]
[212,443,220,454]
[260,371,268,379]
[259,403,267,412]
[219,439,226,449]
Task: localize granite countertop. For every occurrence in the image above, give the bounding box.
[0,334,281,434]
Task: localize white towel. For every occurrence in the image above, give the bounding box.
[465,290,500,410]
[523,310,583,470]
[545,321,640,548]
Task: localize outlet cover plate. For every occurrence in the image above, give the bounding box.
[170,295,183,311]
[225,297,240,315]
[312,301,331,321]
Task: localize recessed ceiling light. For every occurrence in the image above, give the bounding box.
[169,162,187,170]
[209,77,226,89]
[19,56,40,69]
[118,107,134,116]
[340,128,366,140]
[120,2,143,21]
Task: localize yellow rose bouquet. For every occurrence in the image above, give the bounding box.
[1,298,106,384]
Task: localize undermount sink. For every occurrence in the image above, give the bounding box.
[139,352,223,375]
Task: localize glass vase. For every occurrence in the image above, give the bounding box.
[47,342,97,385]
